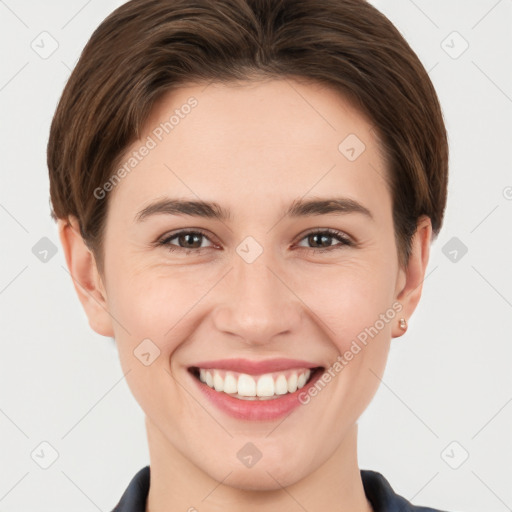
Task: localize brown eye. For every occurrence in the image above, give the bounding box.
[158,230,213,252]
[296,229,353,252]
[156,228,353,255]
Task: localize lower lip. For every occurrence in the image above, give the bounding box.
[189,368,324,421]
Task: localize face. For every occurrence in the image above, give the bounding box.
[63,78,430,490]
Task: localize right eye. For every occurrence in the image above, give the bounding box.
[157,229,216,253]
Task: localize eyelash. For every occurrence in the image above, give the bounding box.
[156,228,354,254]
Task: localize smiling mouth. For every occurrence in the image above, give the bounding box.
[188,366,324,400]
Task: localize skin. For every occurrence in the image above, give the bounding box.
[58,78,431,512]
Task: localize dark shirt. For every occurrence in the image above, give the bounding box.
[111,465,449,512]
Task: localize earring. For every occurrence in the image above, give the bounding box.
[399,318,407,330]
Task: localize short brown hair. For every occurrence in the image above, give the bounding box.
[47,0,449,273]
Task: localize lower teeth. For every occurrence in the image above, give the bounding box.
[226,393,285,401]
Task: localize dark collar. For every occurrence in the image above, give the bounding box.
[111,466,448,512]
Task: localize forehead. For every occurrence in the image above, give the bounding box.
[107,78,389,219]
[144,78,378,154]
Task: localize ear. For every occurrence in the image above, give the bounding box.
[392,215,432,338]
[57,215,115,337]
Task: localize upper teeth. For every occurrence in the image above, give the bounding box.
[198,368,312,398]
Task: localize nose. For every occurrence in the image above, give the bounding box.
[212,249,304,346]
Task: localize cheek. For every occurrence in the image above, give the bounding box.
[107,263,201,335]
[309,262,395,423]
[107,268,199,413]
[300,258,396,347]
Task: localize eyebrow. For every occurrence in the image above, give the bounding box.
[134,196,374,222]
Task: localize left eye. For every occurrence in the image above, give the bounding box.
[296,229,354,251]
[157,228,353,253]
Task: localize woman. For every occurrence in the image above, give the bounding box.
[47,0,451,510]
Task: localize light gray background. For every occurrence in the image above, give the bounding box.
[0,1,511,511]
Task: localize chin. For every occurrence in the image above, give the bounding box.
[220,465,303,491]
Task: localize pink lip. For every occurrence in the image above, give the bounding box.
[189,366,324,421]
[190,358,320,375]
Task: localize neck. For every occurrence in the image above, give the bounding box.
[145,417,373,512]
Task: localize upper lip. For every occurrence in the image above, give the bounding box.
[190,358,322,375]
